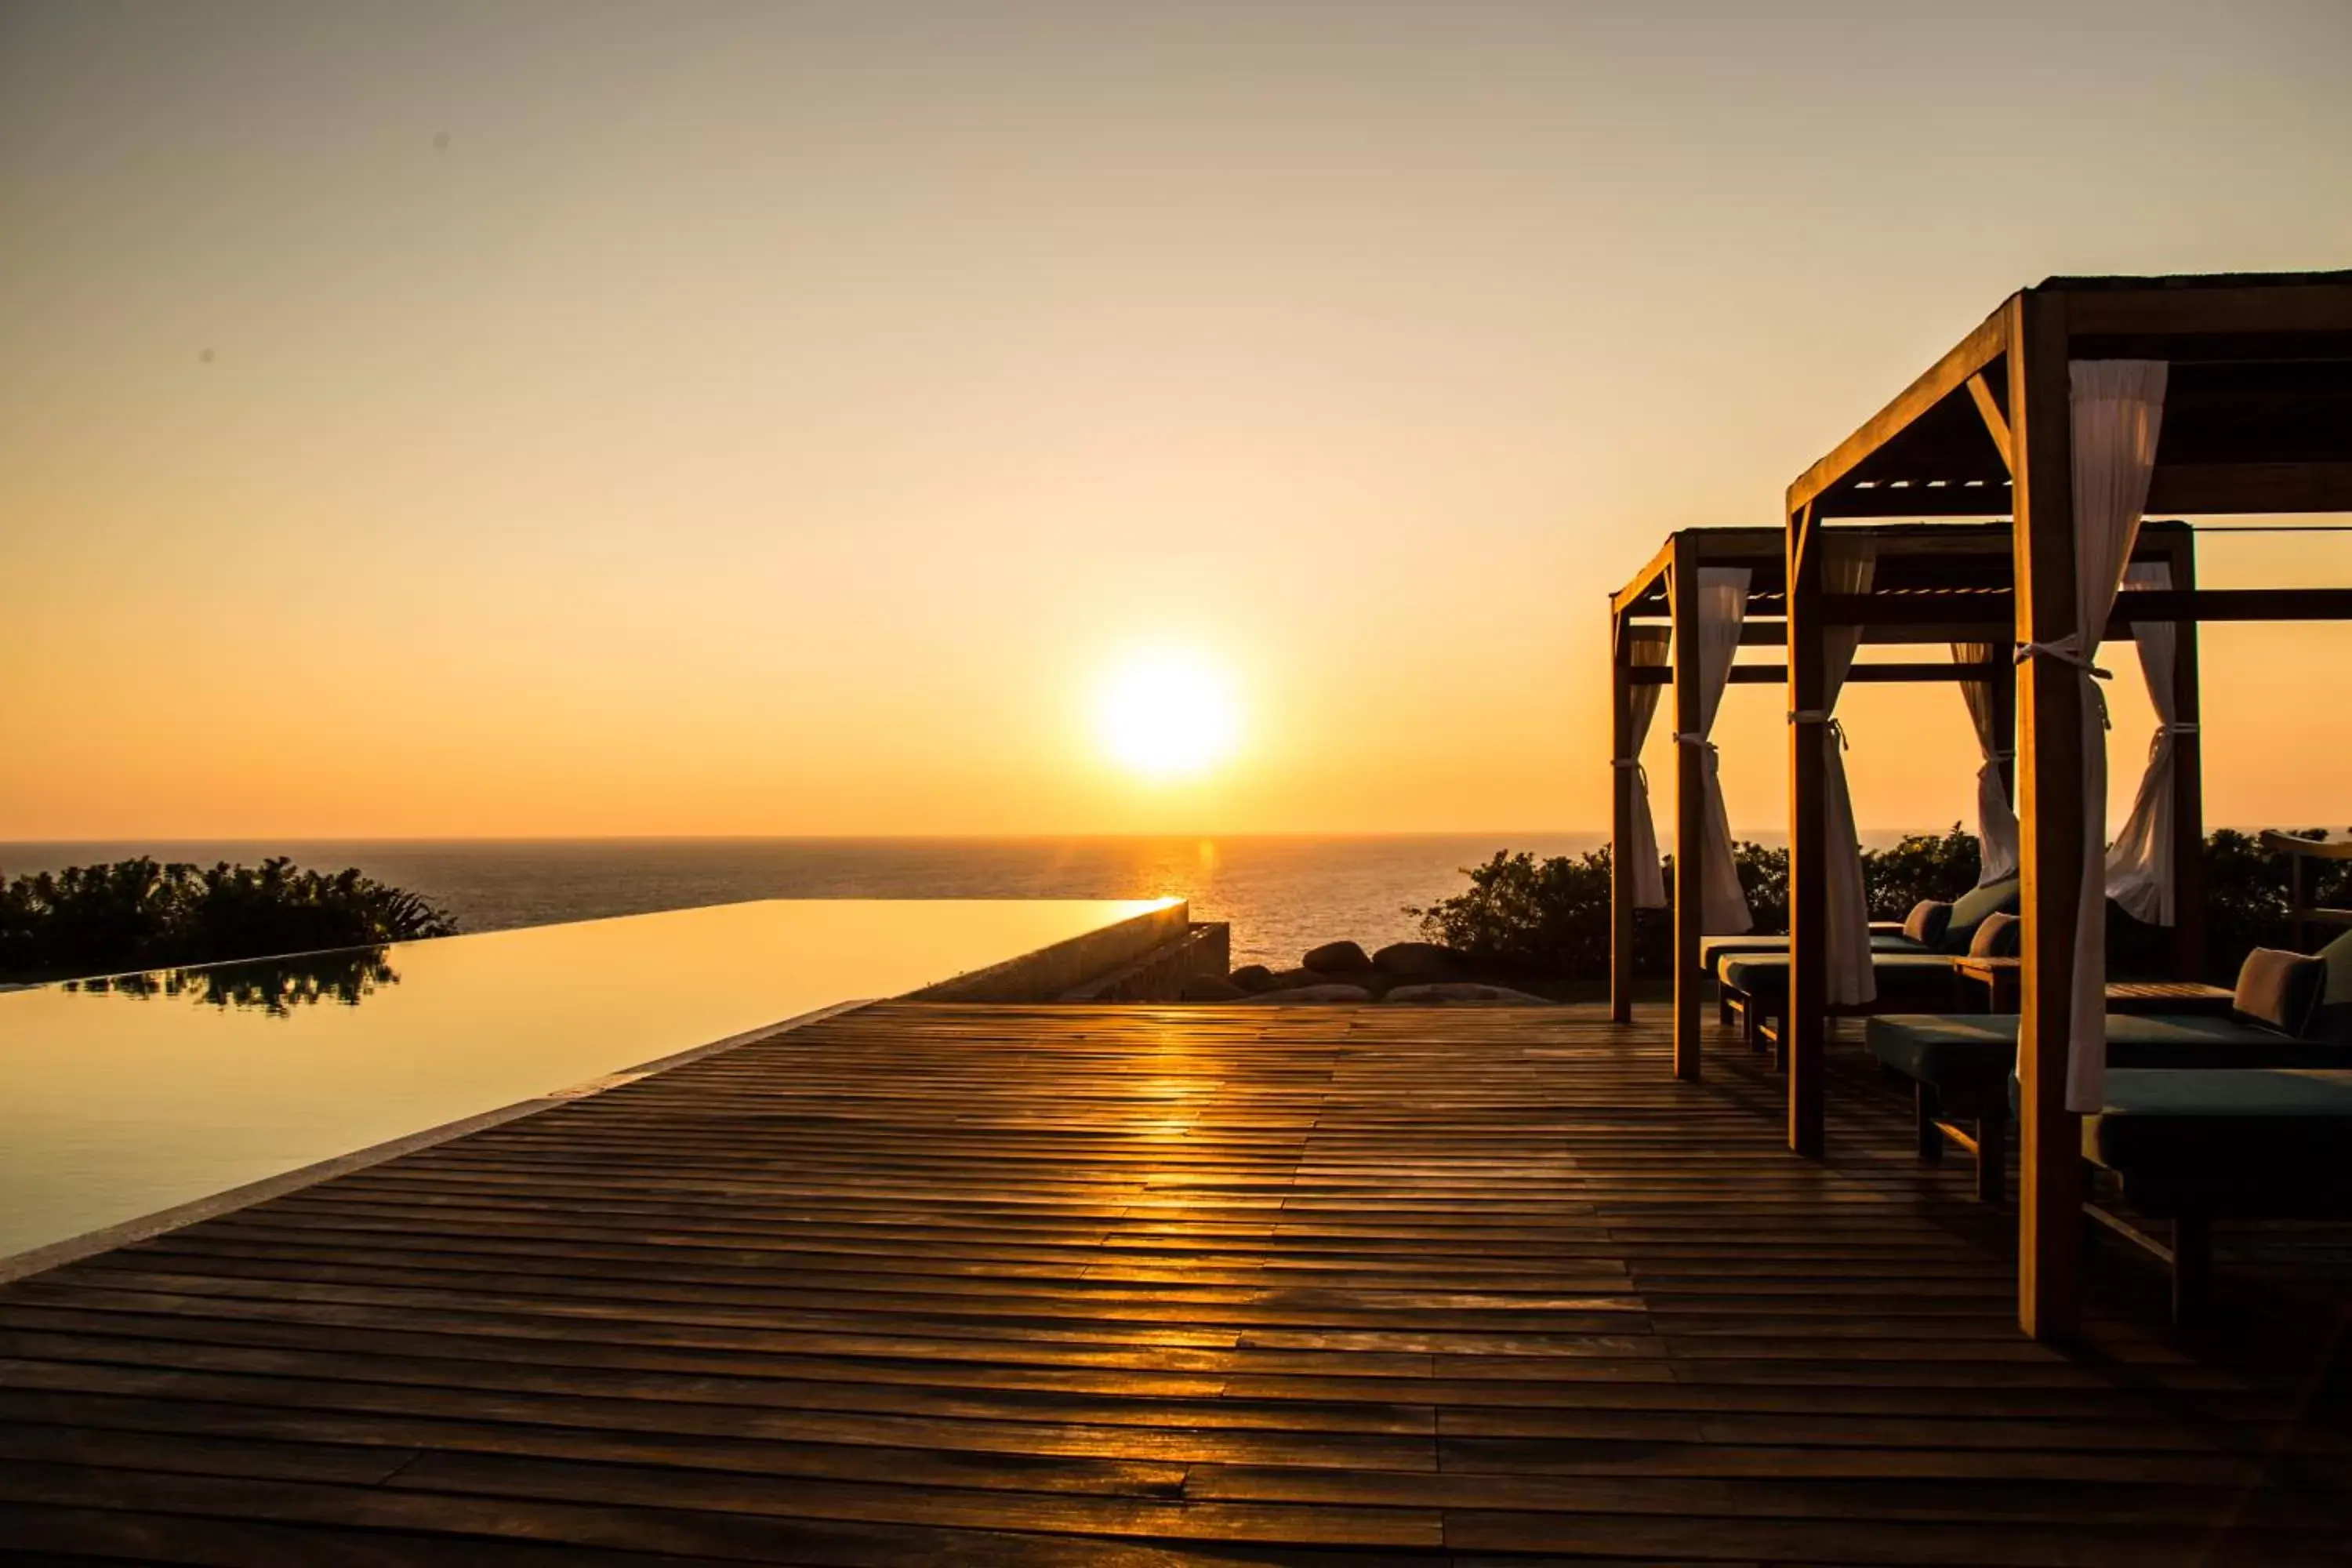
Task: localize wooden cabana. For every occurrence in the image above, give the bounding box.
[1782,270,2352,1339]
[1606,522,2201,1116]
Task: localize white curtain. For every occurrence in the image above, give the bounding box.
[1678,567,1753,934]
[1621,626,1670,909]
[1953,641,2020,885]
[2052,360,2167,1112]
[2105,561,2182,925]
[1820,538,1877,1006]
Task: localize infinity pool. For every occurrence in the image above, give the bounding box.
[0,898,1167,1266]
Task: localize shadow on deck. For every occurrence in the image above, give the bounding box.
[2,1002,2348,1565]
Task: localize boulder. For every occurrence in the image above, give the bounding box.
[1228,964,1279,993]
[1264,967,1326,991]
[1384,982,1553,1006]
[1302,940,1373,974]
[1371,941,1460,979]
[1178,975,1249,1002]
[1250,983,1376,1004]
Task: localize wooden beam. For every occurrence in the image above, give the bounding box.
[1814,483,2016,519]
[1610,612,1637,1025]
[1610,537,1679,619]
[2168,534,2207,980]
[2060,278,2352,339]
[1788,306,2013,517]
[2146,463,2352,515]
[1966,373,2014,474]
[1785,500,1827,1158]
[1670,535,1705,1083]
[1822,586,2352,628]
[2011,289,2085,1342]
[1628,661,2008,685]
[1821,461,2352,518]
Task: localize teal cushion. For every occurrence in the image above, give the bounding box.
[1719,952,1957,1007]
[2313,928,2352,1046]
[2083,1068,2352,1179]
[1873,1011,2350,1097]
[2234,948,2326,1036]
[1969,911,2023,959]
[1902,900,1952,949]
[1705,932,1920,982]
[1944,877,2022,953]
[1868,1014,2019,1093]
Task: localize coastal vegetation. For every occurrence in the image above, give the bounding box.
[1411,827,2348,985]
[0,858,456,985]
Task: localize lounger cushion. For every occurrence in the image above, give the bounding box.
[1969,911,2023,959]
[1902,900,1952,949]
[1944,877,2021,951]
[2082,1069,2352,1188]
[2313,928,2352,1046]
[1719,952,1957,1008]
[1871,1011,2348,1100]
[2234,949,2326,1036]
[1702,931,1919,979]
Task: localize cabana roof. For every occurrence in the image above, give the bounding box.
[1791,270,2352,521]
[1610,520,2195,645]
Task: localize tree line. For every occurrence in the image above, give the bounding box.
[1,858,457,985]
[1411,826,2350,985]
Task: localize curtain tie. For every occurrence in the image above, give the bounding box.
[1788,710,1846,749]
[2013,634,2112,681]
[2016,637,2114,729]
[1989,748,2016,760]
[1610,757,1652,791]
[2144,720,2196,760]
[1670,732,1715,750]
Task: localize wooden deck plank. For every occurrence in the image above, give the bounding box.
[4,1001,2349,1563]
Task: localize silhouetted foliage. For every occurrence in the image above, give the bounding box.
[1408,825,2352,982]
[64,949,400,1014]
[1862,826,1982,920]
[0,858,455,984]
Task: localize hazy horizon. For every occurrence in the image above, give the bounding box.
[7,2,2349,840]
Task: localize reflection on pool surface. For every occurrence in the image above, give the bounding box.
[0,898,1165,1264]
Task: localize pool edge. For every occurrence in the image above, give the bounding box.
[0,996,877,1287]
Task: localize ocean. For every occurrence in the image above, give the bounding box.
[0,836,1613,969]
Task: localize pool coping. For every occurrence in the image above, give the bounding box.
[0,996,876,1287]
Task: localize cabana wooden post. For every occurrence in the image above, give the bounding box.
[1782,270,2352,1341]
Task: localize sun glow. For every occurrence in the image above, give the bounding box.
[1095,650,1241,781]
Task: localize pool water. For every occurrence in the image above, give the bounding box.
[0,898,1165,1264]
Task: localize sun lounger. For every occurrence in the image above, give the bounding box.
[1704,877,2021,977]
[1709,880,2021,1047]
[1872,942,2347,1203]
[2082,1067,2352,1323]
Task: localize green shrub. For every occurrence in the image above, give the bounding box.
[1407,824,2352,982]
[0,858,456,984]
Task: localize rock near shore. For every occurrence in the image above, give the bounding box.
[1301,940,1373,974]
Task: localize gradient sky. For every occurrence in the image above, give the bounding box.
[5,1,2349,839]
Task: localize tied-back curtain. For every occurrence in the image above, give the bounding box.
[1820,539,1877,1006]
[1954,641,2020,884]
[1682,567,1753,934]
[2105,561,2180,924]
[2053,360,2168,1112]
[1621,626,1670,909]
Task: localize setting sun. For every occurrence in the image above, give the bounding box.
[1095,650,1241,781]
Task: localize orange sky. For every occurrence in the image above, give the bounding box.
[4,2,2349,840]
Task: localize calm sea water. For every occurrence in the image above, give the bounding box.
[0,836,1612,967]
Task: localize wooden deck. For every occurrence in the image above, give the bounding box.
[4,1002,2350,1565]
